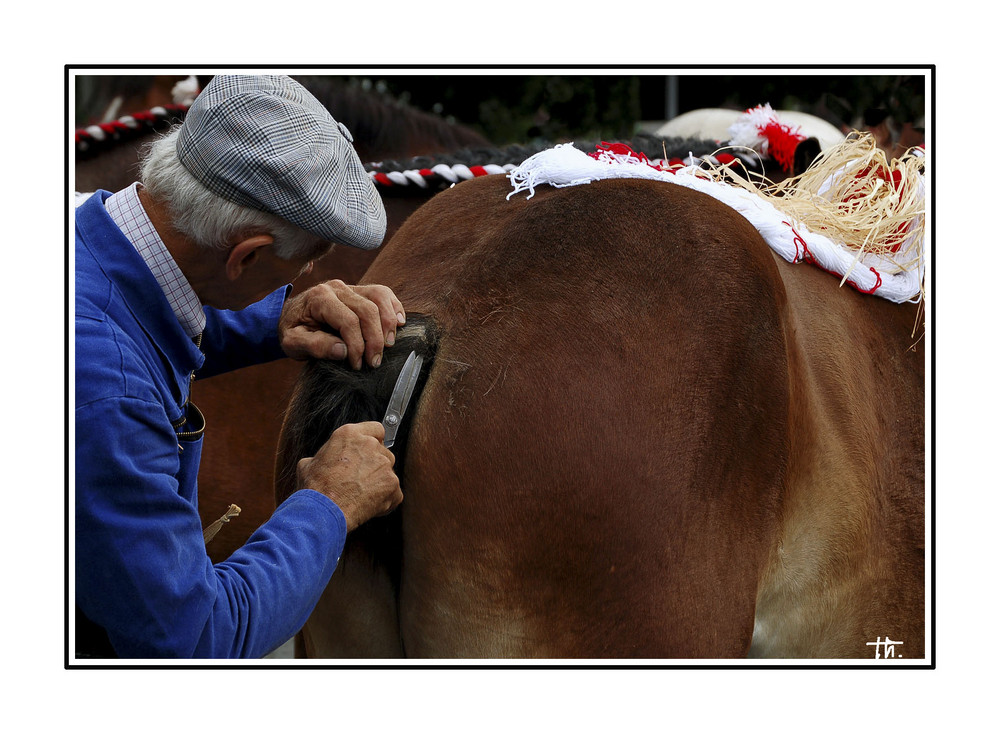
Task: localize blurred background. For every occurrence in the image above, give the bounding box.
[74,71,926,153]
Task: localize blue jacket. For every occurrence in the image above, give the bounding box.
[75,191,346,658]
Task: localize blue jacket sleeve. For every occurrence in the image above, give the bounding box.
[198,286,290,379]
[75,393,346,658]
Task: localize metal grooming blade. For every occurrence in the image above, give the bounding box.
[382,351,423,448]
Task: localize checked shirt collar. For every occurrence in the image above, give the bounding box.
[105,183,206,340]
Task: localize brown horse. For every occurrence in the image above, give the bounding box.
[275,173,925,659]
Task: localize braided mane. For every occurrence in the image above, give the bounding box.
[366,134,753,195]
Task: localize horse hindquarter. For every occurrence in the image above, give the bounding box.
[284,174,924,659]
[356,176,793,657]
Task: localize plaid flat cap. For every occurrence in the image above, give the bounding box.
[176,75,386,250]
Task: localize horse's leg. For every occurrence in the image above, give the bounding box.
[298,522,403,658]
[273,382,404,659]
[750,259,925,658]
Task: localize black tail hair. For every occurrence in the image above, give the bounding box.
[277,315,441,497]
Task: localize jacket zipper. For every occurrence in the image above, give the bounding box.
[175,333,205,449]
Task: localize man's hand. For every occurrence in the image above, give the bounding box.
[279,280,405,369]
[296,422,402,533]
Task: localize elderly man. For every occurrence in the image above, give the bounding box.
[75,75,405,658]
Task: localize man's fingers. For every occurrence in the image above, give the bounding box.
[353,284,406,345]
[346,292,387,369]
[310,283,387,369]
[376,487,404,518]
[280,280,405,369]
[297,421,401,532]
[306,422,390,469]
[304,288,369,369]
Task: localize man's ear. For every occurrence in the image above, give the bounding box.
[225,234,274,281]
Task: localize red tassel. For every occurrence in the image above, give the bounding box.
[762,120,805,173]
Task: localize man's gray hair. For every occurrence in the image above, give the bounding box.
[139,126,326,260]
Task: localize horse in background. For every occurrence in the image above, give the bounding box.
[655,107,846,149]
[275,172,925,659]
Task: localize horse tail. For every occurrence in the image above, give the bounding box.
[274,315,441,507]
[272,314,440,657]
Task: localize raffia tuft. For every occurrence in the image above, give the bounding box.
[695,133,926,338]
[701,133,925,278]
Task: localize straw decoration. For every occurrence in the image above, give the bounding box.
[703,133,925,278]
